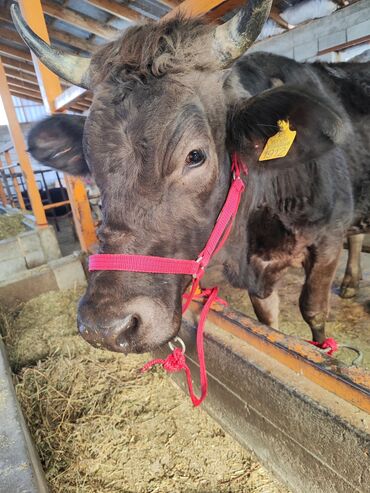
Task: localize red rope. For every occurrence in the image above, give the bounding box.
[90,153,246,407]
[306,337,339,356]
[142,288,222,406]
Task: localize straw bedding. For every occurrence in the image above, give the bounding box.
[0,289,288,493]
[0,213,27,240]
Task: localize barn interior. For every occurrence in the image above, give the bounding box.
[0,1,369,492]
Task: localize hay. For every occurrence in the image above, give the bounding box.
[0,213,27,240]
[0,289,288,493]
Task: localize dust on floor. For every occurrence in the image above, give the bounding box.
[0,289,288,493]
[0,213,27,240]
[219,250,370,369]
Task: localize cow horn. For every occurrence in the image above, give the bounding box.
[212,0,272,66]
[10,3,91,89]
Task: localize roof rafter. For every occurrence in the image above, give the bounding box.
[9,88,43,102]
[1,56,36,76]
[4,67,39,85]
[41,0,119,39]
[0,43,32,63]
[8,80,41,96]
[84,0,144,23]
[0,8,95,54]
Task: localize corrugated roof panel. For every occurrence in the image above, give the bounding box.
[107,17,131,30]
[65,0,110,22]
[131,0,168,19]
[49,18,93,39]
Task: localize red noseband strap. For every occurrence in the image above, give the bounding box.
[89,152,247,406]
[89,153,246,279]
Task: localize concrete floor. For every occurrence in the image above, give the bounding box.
[218,250,370,369]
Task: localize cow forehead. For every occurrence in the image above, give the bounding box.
[83,74,227,179]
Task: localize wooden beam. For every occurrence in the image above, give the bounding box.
[207,0,244,22]
[7,77,41,93]
[10,90,43,103]
[1,56,37,76]
[84,0,143,22]
[42,0,119,39]
[166,0,228,19]
[48,27,95,53]
[8,84,41,99]
[269,7,293,30]
[4,67,38,85]
[0,43,32,63]
[0,7,94,54]
[0,26,25,45]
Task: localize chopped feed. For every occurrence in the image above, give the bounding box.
[0,213,27,240]
[0,289,288,493]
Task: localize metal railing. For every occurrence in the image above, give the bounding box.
[0,143,72,231]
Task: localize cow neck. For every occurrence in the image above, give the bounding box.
[89,152,248,406]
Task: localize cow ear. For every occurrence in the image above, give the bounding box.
[27,114,89,176]
[227,86,350,168]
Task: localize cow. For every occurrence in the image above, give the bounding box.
[12,1,370,354]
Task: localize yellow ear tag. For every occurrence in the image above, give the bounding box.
[258,120,296,162]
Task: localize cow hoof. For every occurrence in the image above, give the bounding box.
[339,285,357,299]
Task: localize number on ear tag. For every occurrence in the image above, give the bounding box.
[259,120,296,161]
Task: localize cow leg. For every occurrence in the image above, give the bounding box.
[340,234,364,298]
[299,242,342,344]
[249,289,279,329]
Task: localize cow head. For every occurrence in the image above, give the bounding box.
[14,2,347,353]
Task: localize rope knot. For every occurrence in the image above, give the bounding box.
[163,348,186,372]
[307,337,339,356]
[320,337,339,355]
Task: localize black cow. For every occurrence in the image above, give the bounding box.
[14,1,370,353]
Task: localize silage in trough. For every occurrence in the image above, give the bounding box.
[0,289,288,493]
[0,212,27,240]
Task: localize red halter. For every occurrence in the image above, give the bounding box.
[89,152,247,406]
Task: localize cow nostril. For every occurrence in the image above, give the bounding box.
[116,315,140,348]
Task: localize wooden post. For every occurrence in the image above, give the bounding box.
[4,150,26,210]
[17,0,97,252]
[0,58,47,226]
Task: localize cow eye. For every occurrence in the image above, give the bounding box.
[185,149,206,168]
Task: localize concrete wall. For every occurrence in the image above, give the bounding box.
[0,225,62,282]
[249,0,370,62]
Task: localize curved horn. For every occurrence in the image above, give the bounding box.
[11,3,91,89]
[213,0,272,66]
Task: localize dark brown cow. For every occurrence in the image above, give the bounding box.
[13,2,369,353]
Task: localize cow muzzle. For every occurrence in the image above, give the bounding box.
[77,295,178,353]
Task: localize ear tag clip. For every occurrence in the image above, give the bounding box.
[259,119,296,161]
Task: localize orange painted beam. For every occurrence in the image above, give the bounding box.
[17,0,97,252]
[166,0,228,18]
[18,0,63,113]
[43,199,70,210]
[0,57,47,226]
[4,150,26,210]
[65,177,97,252]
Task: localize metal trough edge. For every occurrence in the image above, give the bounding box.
[0,338,48,492]
[154,316,370,493]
